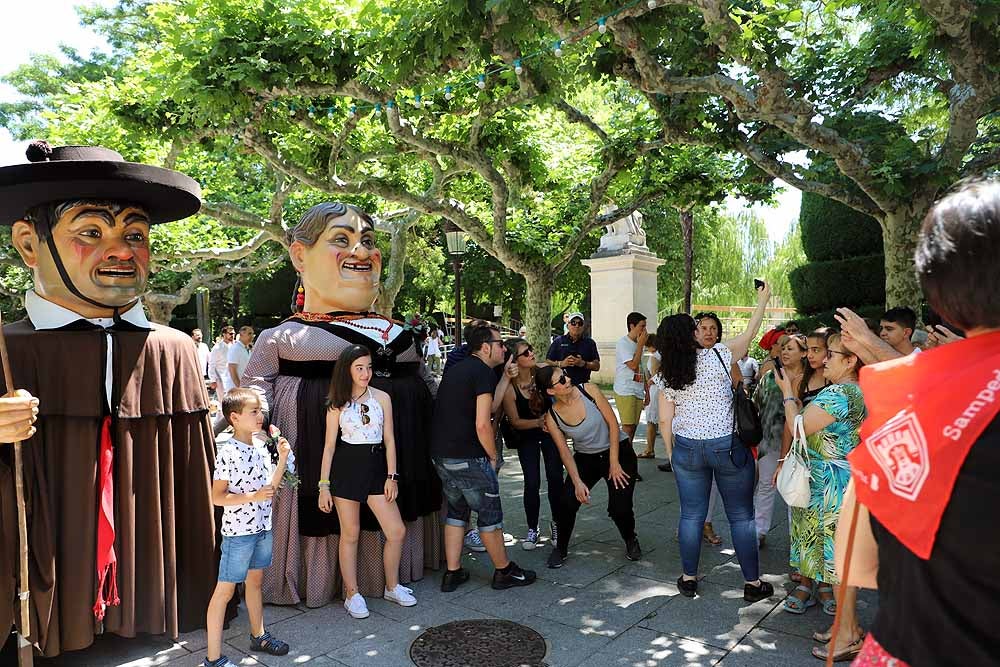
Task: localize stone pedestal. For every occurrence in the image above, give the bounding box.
[582,252,666,385]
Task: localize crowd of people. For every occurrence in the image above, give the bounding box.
[1,139,994,667]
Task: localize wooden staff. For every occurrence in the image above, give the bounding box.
[826,500,861,667]
[0,312,33,666]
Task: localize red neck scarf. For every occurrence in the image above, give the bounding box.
[848,331,1000,558]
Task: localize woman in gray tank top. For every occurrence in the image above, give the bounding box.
[533,366,640,569]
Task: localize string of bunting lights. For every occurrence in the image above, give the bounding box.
[262,0,658,124]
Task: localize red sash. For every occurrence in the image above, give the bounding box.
[94,415,119,619]
[848,331,1000,558]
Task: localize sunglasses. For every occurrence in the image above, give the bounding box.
[551,374,569,388]
[569,320,584,326]
[356,402,370,425]
[517,345,534,358]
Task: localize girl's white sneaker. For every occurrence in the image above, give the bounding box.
[383,584,417,607]
[344,593,370,618]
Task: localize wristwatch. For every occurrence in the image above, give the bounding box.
[386,473,400,481]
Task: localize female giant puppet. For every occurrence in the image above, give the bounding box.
[0,143,217,657]
[245,202,442,606]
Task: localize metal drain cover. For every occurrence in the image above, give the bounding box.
[409,619,548,667]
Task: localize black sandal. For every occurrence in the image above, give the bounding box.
[250,631,290,656]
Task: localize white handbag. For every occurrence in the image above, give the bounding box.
[776,414,811,508]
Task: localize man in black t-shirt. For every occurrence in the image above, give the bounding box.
[431,325,537,593]
[545,312,600,385]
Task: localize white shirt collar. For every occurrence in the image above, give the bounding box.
[24,289,151,330]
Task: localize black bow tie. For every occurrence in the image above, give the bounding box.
[54,319,149,333]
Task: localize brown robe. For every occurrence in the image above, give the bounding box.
[0,319,218,657]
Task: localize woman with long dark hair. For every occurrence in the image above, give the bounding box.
[534,366,640,569]
[317,344,415,619]
[500,338,564,550]
[656,284,774,601]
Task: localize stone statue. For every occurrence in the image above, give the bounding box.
[596,205,649,256]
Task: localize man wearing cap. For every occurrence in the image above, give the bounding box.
[546,312,600,386]
[0,141,218,657]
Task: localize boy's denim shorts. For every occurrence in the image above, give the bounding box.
[219,530,272,583]
[433,456,503,532]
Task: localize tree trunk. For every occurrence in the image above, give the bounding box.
[882,206,929,311]
[144,295,178,325]
[375,219,414,316]
[679,208,695,314]
[524,274,555,354]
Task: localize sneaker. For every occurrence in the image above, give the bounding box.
[635,472,644,482]
[384,584,417,607]
[249,630,289,656]
[492,561,537,589]
[205,657,241,667]
[677,575,698,598]
[549,520,559,546]
[522,528,540,551]
[441,568,470,592]
[657,462,672,472]
[744,580,775,603]
[625,535,642,561]
[344,593,370,619]
[464,529,486,552]
[546,548,567,569]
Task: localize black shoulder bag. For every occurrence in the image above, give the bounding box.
[713,348,763,448]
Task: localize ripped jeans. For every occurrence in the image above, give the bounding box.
[433,456,504,532]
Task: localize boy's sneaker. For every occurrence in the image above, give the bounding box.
[384,584,417,607]
[549,521,559,546]
[744,580,775,603]
[492,561,536,590]
[464,529,486,552]
[625,535,642,561]
[521,528,540,550]
[205,657,240,667]
[441,567,470,592]
[546,548,567,569]
[249,630,289,656]
[344,593,370,619]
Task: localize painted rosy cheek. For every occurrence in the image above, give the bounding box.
[69,238,98,261]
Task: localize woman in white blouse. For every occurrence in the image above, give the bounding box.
[656,284,774,601]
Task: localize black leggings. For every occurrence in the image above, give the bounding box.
[516,435,565,530]
[556,445,637,553]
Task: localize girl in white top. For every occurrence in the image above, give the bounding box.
[317,344,416,619]
[640,334,662,460]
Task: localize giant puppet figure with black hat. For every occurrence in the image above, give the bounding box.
[0,141,218,657]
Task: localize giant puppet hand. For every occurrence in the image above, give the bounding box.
[0,389,38,443]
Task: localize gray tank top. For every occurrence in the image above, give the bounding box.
[551,387,611,454]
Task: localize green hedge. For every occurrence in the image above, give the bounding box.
[799,192,883,261]
[789,253,886,314]
[793,304,886,335]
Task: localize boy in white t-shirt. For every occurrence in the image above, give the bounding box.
[204,388,292,667]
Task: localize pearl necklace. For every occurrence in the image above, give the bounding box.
[291,311,398,342]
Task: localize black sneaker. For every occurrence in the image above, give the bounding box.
[546,548,567,569]
[635,472,644,482]
[657,462,672,472]
[250,631,289,656]
[441,567,470,592]
[677,576,698,598]
[492,561,537,589]
[625,536,642,561]
[744,580,775,603]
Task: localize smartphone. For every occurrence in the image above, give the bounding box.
[773,355,783,372]
[753,278,765,290]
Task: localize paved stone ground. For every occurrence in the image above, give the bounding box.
[36,411,876,667]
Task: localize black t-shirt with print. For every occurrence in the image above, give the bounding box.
[869,413,1000,666]
[431,355,498,459]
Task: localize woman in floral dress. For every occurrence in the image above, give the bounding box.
[774,333,867,662]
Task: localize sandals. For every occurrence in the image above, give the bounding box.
[811,635,864,662]
[702,523,722,546]
[817,585,837,616]
[782,584,816,614]
[637,451,655,459]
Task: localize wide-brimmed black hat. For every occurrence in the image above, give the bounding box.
[0,141,201,225]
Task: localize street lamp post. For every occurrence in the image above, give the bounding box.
[443,221,469,346]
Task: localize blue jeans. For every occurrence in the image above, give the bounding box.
[218,530,273,583]
[433,457,504,532]
[673,434,759,581]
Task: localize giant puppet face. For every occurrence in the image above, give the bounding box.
[11,200,152,317]
[288,204,382,314]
